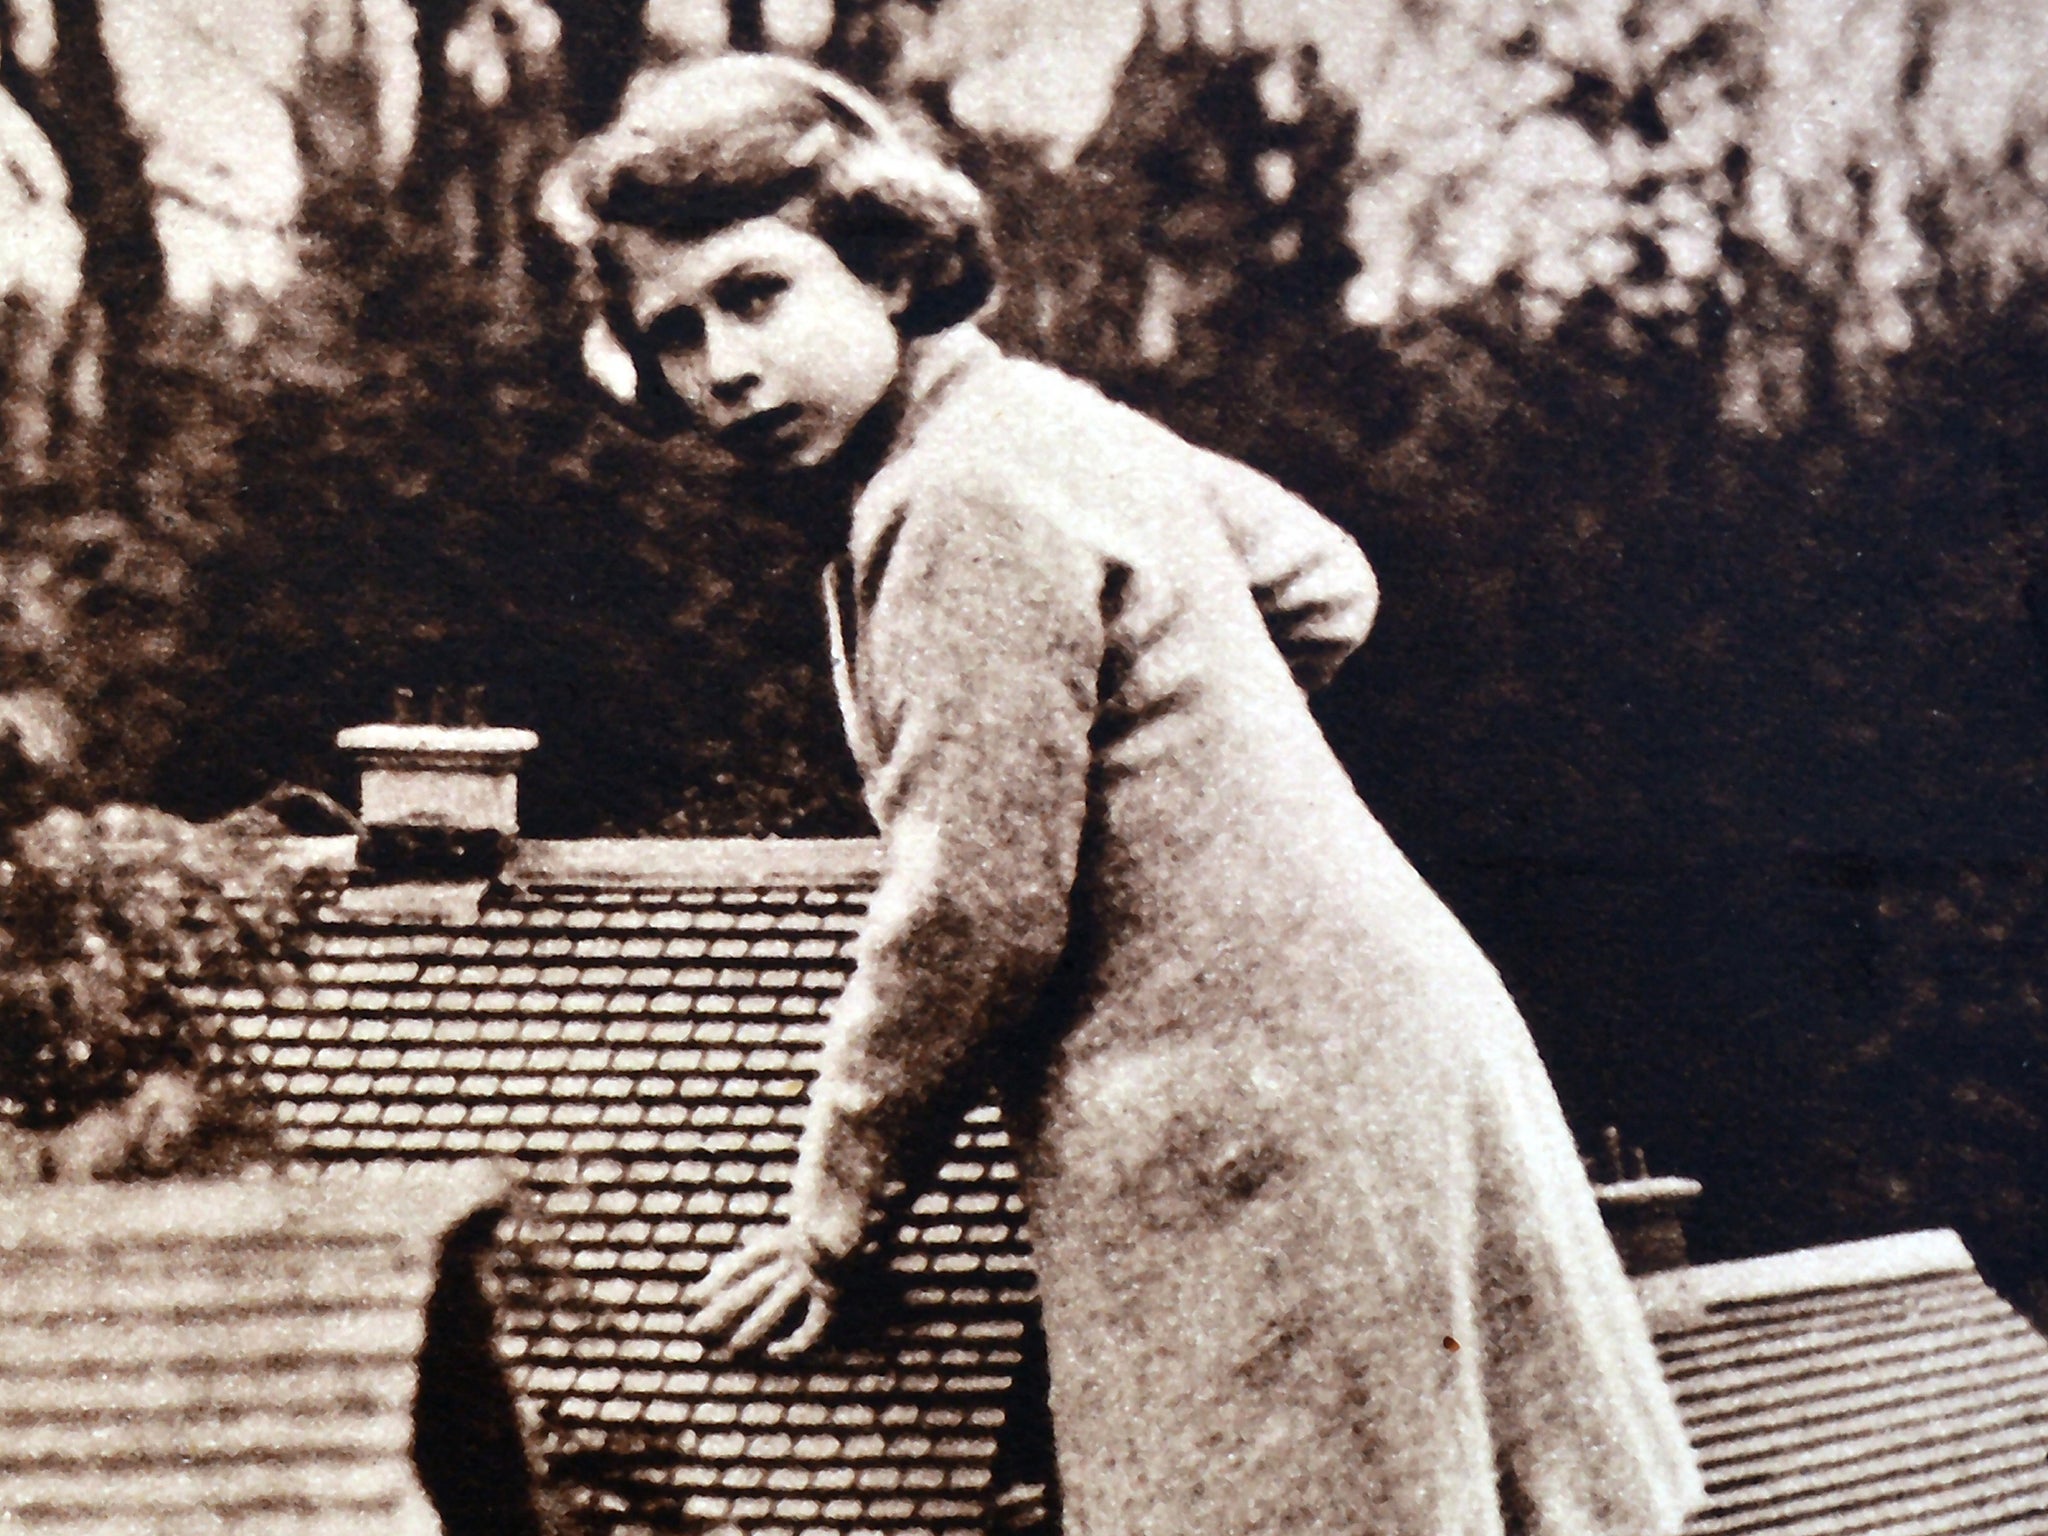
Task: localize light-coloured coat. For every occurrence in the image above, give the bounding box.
[794,325,1703,1536]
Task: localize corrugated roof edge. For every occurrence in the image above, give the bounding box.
[1635,1228,1975,1330]
[0,1159,522,1248]
[505,836,883,888]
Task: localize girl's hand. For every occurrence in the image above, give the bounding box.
[684,1225,836,1357]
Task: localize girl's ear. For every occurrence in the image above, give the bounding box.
[582,318,641,403]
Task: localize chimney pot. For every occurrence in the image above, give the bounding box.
[1590,1129,1701,1276]
[336,722,539,883]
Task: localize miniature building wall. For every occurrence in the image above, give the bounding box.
[0,1162,519,1536]
[1640,1229,2048,1535]
[216,838,1039,1536]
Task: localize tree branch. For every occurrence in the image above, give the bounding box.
[0,1,60,151]
[2,0,169,512]
[38,0,167,332]
[397,0,470,224]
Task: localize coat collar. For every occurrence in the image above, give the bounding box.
[892,323,1000,450]
[828,326,998,790]
[840,323,1001,582]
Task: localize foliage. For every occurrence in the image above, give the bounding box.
[1335,0,2048,426]
[969,25,1400,496]
[0,802,315,1136]
[1807,859,2048,1320]
[0,0,260,833]
[147,8,867,839]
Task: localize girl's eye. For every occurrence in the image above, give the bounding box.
[716,272,788,320]
[645,305,705,353]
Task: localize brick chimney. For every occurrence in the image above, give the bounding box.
[336,714,538,884]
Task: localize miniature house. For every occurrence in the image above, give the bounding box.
[1643,1229,2048,1534]
[235,857,1039,1530]
[0,1162,540,1536]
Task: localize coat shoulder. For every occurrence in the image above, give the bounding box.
[853,352,1233,574]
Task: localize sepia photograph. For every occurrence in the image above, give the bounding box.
[2,1,2048,1532]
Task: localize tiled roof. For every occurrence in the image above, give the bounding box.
[217,838,1042,1536]
[1639,1229,2048,1536]
[0,1162,516,1536]
[211,834,2048,1536]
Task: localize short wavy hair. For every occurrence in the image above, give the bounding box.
[542,54,996,372]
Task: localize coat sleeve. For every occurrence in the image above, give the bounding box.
[789,481,1102,1263]
[1203,452,1378,692]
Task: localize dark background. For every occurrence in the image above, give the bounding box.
[5,0,2048,1317]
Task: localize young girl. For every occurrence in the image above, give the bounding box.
[542,54,1701,1536]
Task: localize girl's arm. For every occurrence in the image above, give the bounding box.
[1204,453,1378,691]
[687,482,1100,1351]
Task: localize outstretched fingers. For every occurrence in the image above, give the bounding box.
[686,1245,791,1339]
[766,1289,832,1358]
[686,1232,778,1306]
[727,1267,815,1353]
[684,1228,837,1356]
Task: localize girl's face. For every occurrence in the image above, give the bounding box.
[612,217,906,469]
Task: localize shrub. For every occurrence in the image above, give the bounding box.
[0,803,315,1140]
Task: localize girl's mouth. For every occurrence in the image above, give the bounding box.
[718,403,805,457]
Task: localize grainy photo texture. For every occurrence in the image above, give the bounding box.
[2,3,2047,1535]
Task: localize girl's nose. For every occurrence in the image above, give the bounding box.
[704,322,761,406]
